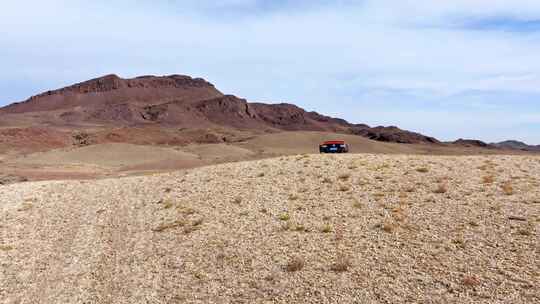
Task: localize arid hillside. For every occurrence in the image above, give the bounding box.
[1,154,538,303]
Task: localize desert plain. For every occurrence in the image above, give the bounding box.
[1,153,538,303]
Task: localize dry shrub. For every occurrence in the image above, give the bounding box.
[331,254,352,272]
[433,183,448,194]
[381,219,395,233]
[163,199,174,209]
[0,245,14,251]
[286,256,305,272]
[338,185,351,192]
[416,167,429,173]
[17,202,33,212]
[462,276,481,287]
[502,182,514,195]
[289,194,299,201]
[352,199,363,209]
[338,173,351,181]
[322,224,333,233]
[152,219,185,232]
[279,213,290,221]
[482,175,495,184]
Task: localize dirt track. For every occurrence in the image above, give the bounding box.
[1,154,539,303]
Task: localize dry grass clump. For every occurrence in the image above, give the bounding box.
[152,219,185,232]
[482,175,495,184]
[416,167,429,173]
[279,213,290,221]
[0,245,14,251]
[17,202,33,212]
[286,256,305,272]
[331,253,352,272]
[501,182,514,195]
[162,199,174,209]
[433,183,448,194]
[462,276,481,287]
[289,194,299,201]
[321,223,333,233]
[338,185,350,192]
[379,219,396,233]
[338,173,351,181]
[322,177,333,184]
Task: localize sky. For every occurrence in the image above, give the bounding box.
[1,0,539,144]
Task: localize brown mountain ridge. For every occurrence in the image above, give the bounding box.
[0,74,441,147]
[1,73,537,155]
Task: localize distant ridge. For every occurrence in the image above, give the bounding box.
[0,74,442,145]
[492,140,540,152]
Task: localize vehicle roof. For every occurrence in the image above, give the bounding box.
[322,140,346,144]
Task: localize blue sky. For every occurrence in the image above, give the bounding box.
[1,0,539,144]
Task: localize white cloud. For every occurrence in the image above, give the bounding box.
[0,1,539,143]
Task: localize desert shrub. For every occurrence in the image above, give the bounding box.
[286,256,305,272]
[322,224,333,233]
[338,185,350,192]
[163,199,174,209]
[482,175,495,184]
[416,167,429,173]
[502,182,514,195]
[279,213,290,221]
[433,183,448,194]
[382,222,395,233]
[331,254,352,272]
[152,219,185,232]
[338,173,351,181]
[462,276,481,287]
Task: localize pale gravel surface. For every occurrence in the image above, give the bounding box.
[1,154,539,303]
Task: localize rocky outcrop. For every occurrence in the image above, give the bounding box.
[351,126,440,144]
[452,139,494,148]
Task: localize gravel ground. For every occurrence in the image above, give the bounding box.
[1,154,539,303]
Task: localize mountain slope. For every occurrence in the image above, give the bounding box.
[0,74,440,145]
[493,140,540,152]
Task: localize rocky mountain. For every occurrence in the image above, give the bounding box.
[493,140,540,152]
[0,74,442,145]
[451,139,495,149]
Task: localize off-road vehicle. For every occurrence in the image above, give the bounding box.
[319,140,349,153]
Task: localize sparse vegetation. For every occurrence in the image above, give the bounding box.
[152,219,185,232]
[279,213,290,221]
[331,253,352,272]
[483,175,495,184]
[286,256,305,272]
[338,173,351,181]
[338,185,350,192]
[502,182,514,195]
[0,245,14,251]
[416,167,429,173]
[322,223,333,233]
[462,276,481,287]
[433,183,448,194]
